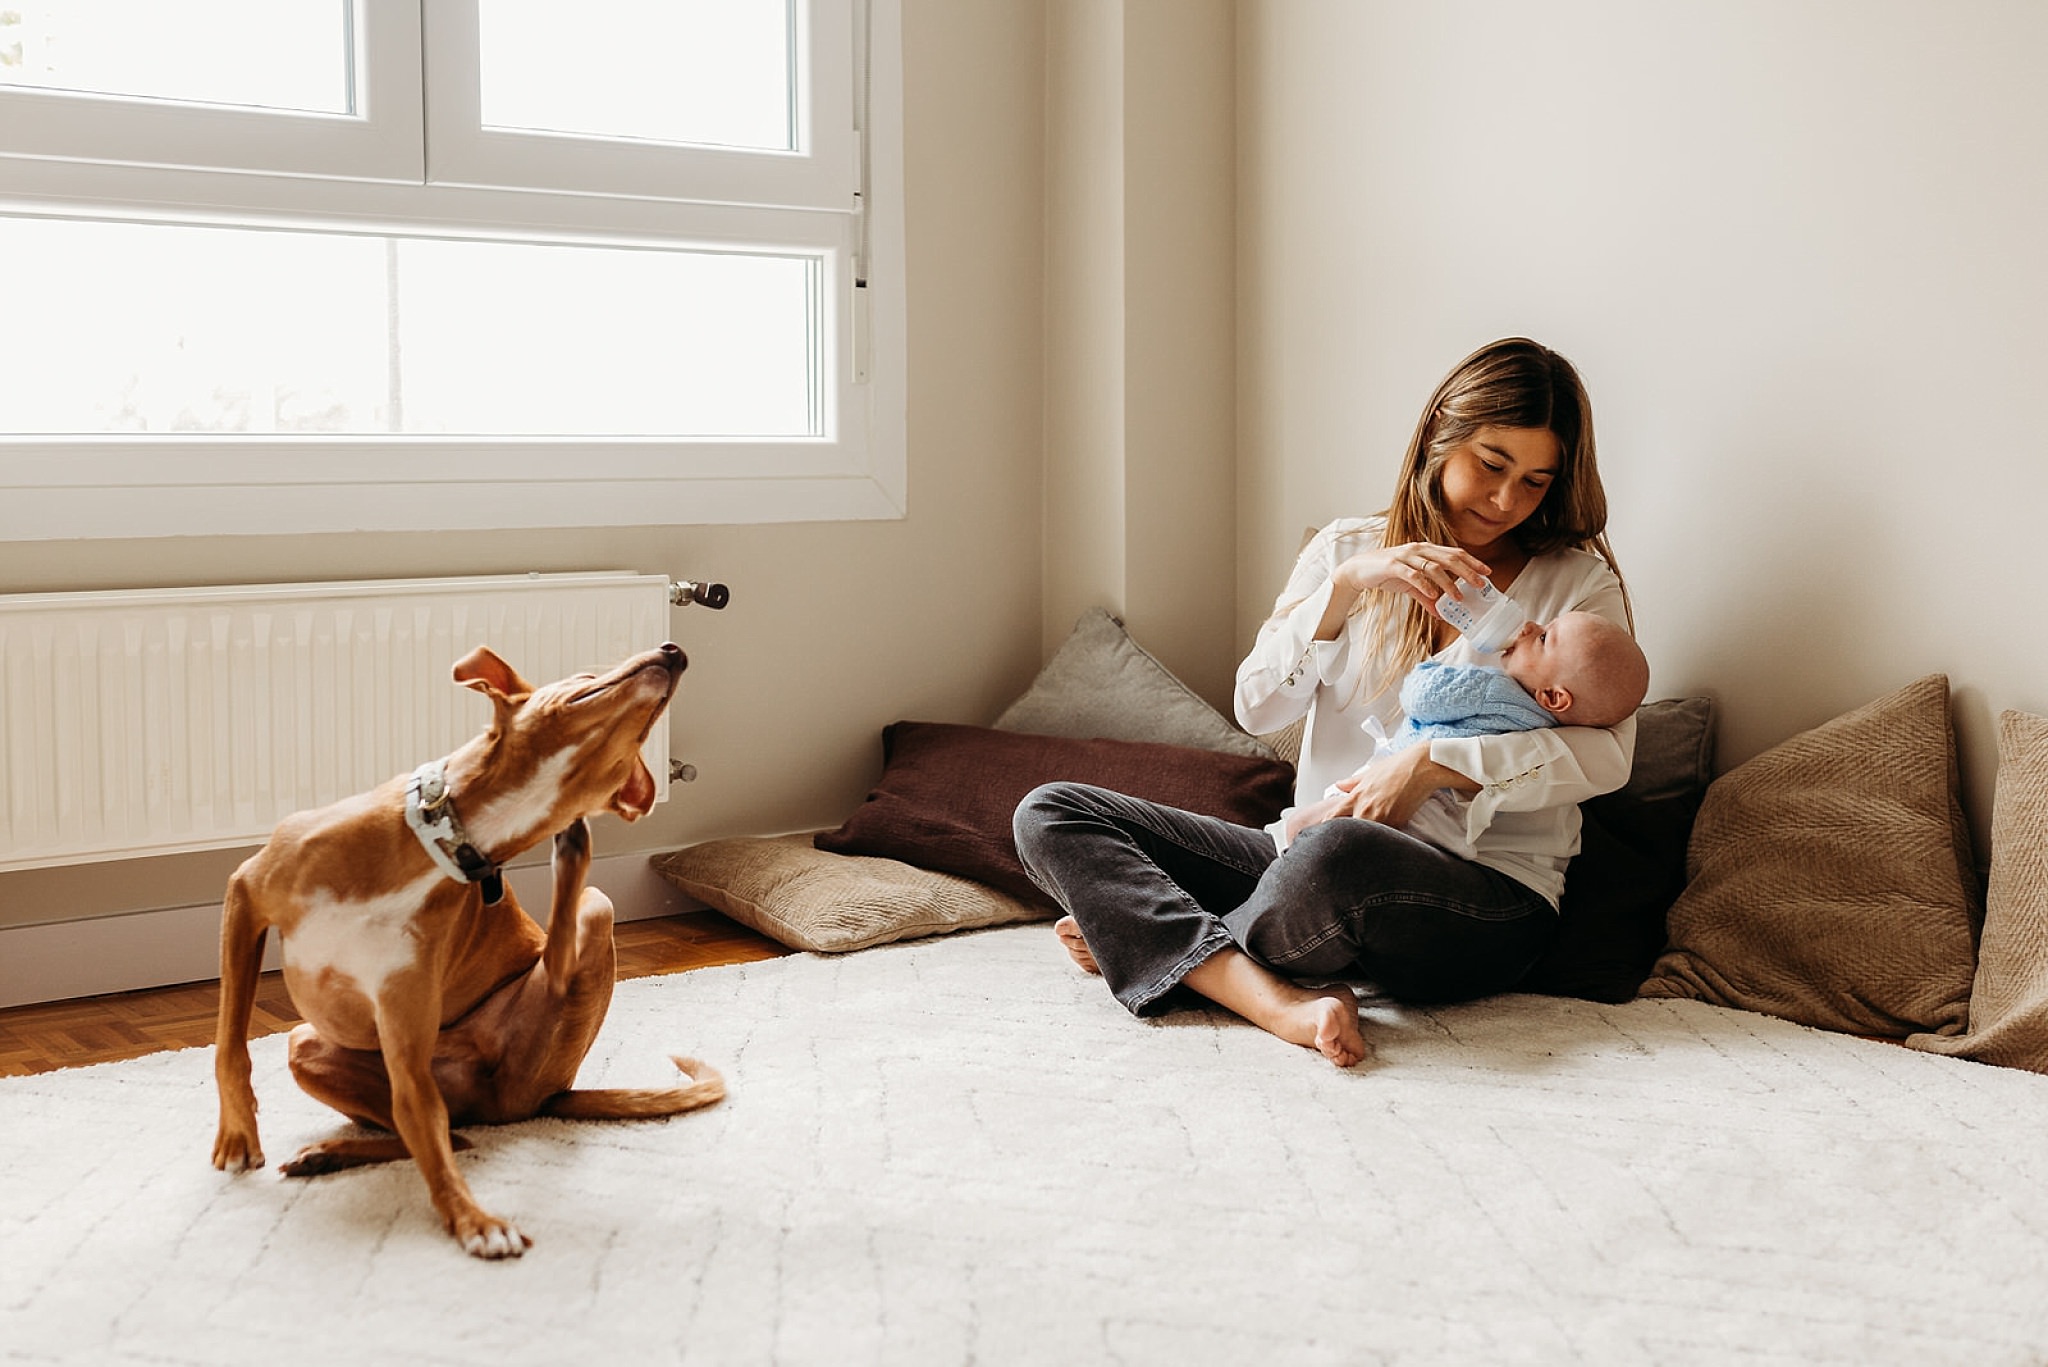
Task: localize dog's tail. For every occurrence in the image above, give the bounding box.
[540,1055,726,1120]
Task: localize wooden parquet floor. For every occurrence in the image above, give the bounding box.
[0,911,789,1078]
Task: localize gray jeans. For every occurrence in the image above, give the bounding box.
[1012,781,1556,1016]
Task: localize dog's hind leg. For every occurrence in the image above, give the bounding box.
[281,1021,477,1176]
[280,1132,477,1176]
[286,1021,397,1129]
[540,817,603,988]
[449,820,622,1121]
[528,818,727,1121]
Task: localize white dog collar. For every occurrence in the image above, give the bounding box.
[404,760,505,904]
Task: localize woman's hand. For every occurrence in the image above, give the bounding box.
[1281,789,1353,844]
[1315,541,1491,640]
[1294,746,1483,836]
[1338,541,1492,609]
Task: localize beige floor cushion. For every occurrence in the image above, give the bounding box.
[1639,673,1980,1038]
[1909,708,2048,1069]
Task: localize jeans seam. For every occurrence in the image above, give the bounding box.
[1349,887,1545,923]
[1259,918,1346,967]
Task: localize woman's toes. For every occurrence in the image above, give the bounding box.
[1054,916,1101,974]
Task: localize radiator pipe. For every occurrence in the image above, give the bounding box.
[666,579,721,784]
[670,579,730,610]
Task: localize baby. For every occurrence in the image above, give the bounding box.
[1388,609,1650,748]
[1274,610,1648,850]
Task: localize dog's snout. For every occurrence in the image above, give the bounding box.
[659,641,687,672]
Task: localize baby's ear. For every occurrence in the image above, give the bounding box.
[1535,684,1573,717]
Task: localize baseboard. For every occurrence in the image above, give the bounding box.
[0,853,703,1010]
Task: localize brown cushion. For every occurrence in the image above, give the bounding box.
[1908,710,2048,1071]
[650,834,1049,953]
[814,721,1296,907]
[1637,674,1981,1038]
[1519,696,1716,1003]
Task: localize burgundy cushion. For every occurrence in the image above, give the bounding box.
[815,721,1296,907]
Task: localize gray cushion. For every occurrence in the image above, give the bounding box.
[994,607,1275,759]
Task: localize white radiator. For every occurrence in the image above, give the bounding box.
[0,572,675,873]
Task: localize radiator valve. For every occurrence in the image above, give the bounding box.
[670,579,730,610]
[669,760,698,784]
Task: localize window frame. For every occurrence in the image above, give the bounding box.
[0,0,905,541]
[0,0,426,182]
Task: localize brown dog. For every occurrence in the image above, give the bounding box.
[211,641,724,1259]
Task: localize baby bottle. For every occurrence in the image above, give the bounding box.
[1434,577,1527,654]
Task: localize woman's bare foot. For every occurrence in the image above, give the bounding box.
[1183,947,1368,1067]
[1054,916,1100,974]
[1303,989,1369,1067]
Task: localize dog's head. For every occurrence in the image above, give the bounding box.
[448,642,687,852]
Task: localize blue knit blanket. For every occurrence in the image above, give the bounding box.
[1385,660,1554,750]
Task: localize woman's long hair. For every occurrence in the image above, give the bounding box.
[1362,337,1630,699]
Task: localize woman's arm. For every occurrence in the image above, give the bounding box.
[1316,744,1482,830]
[1288,717,1632,846]
[1233,518,1494,737]
[1431,715,1637,830]
[1234,581,1337,736]
[1233,524,1356,736]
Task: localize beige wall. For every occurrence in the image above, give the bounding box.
[16,0,2044,975]
[1237,0,2048,853]
[1043,0,1238,699]
[0,3,1051,937]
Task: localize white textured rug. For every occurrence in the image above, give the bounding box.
[7,923,2048,1366]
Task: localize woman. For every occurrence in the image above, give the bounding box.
[1012,338,1636,1066]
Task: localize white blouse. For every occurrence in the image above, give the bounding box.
[1232,515,1637,907]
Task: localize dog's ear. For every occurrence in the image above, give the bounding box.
[609,755,658,821]
[451,645,536,703]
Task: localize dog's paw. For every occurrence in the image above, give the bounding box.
[211,1129,265,1173]
[457,1214,532,1260]
[277,1144,346,1178]
[553,818,592,863]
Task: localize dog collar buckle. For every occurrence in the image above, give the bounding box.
[405,760,506,905]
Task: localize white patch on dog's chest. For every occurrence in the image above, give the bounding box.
[285,872,442,999]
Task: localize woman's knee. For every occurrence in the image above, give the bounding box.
[1224,822,1405,973]
[1012,780,1100,854]
[1283,817,1426,882]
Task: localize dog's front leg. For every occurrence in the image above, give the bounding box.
[212,873,269,1172]
[376,991,530,1260]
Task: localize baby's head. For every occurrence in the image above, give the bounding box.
[1497,610,1648,728]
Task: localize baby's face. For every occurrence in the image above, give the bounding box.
[1496,611,1599,697]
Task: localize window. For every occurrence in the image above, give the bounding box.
[0,0,905,539]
